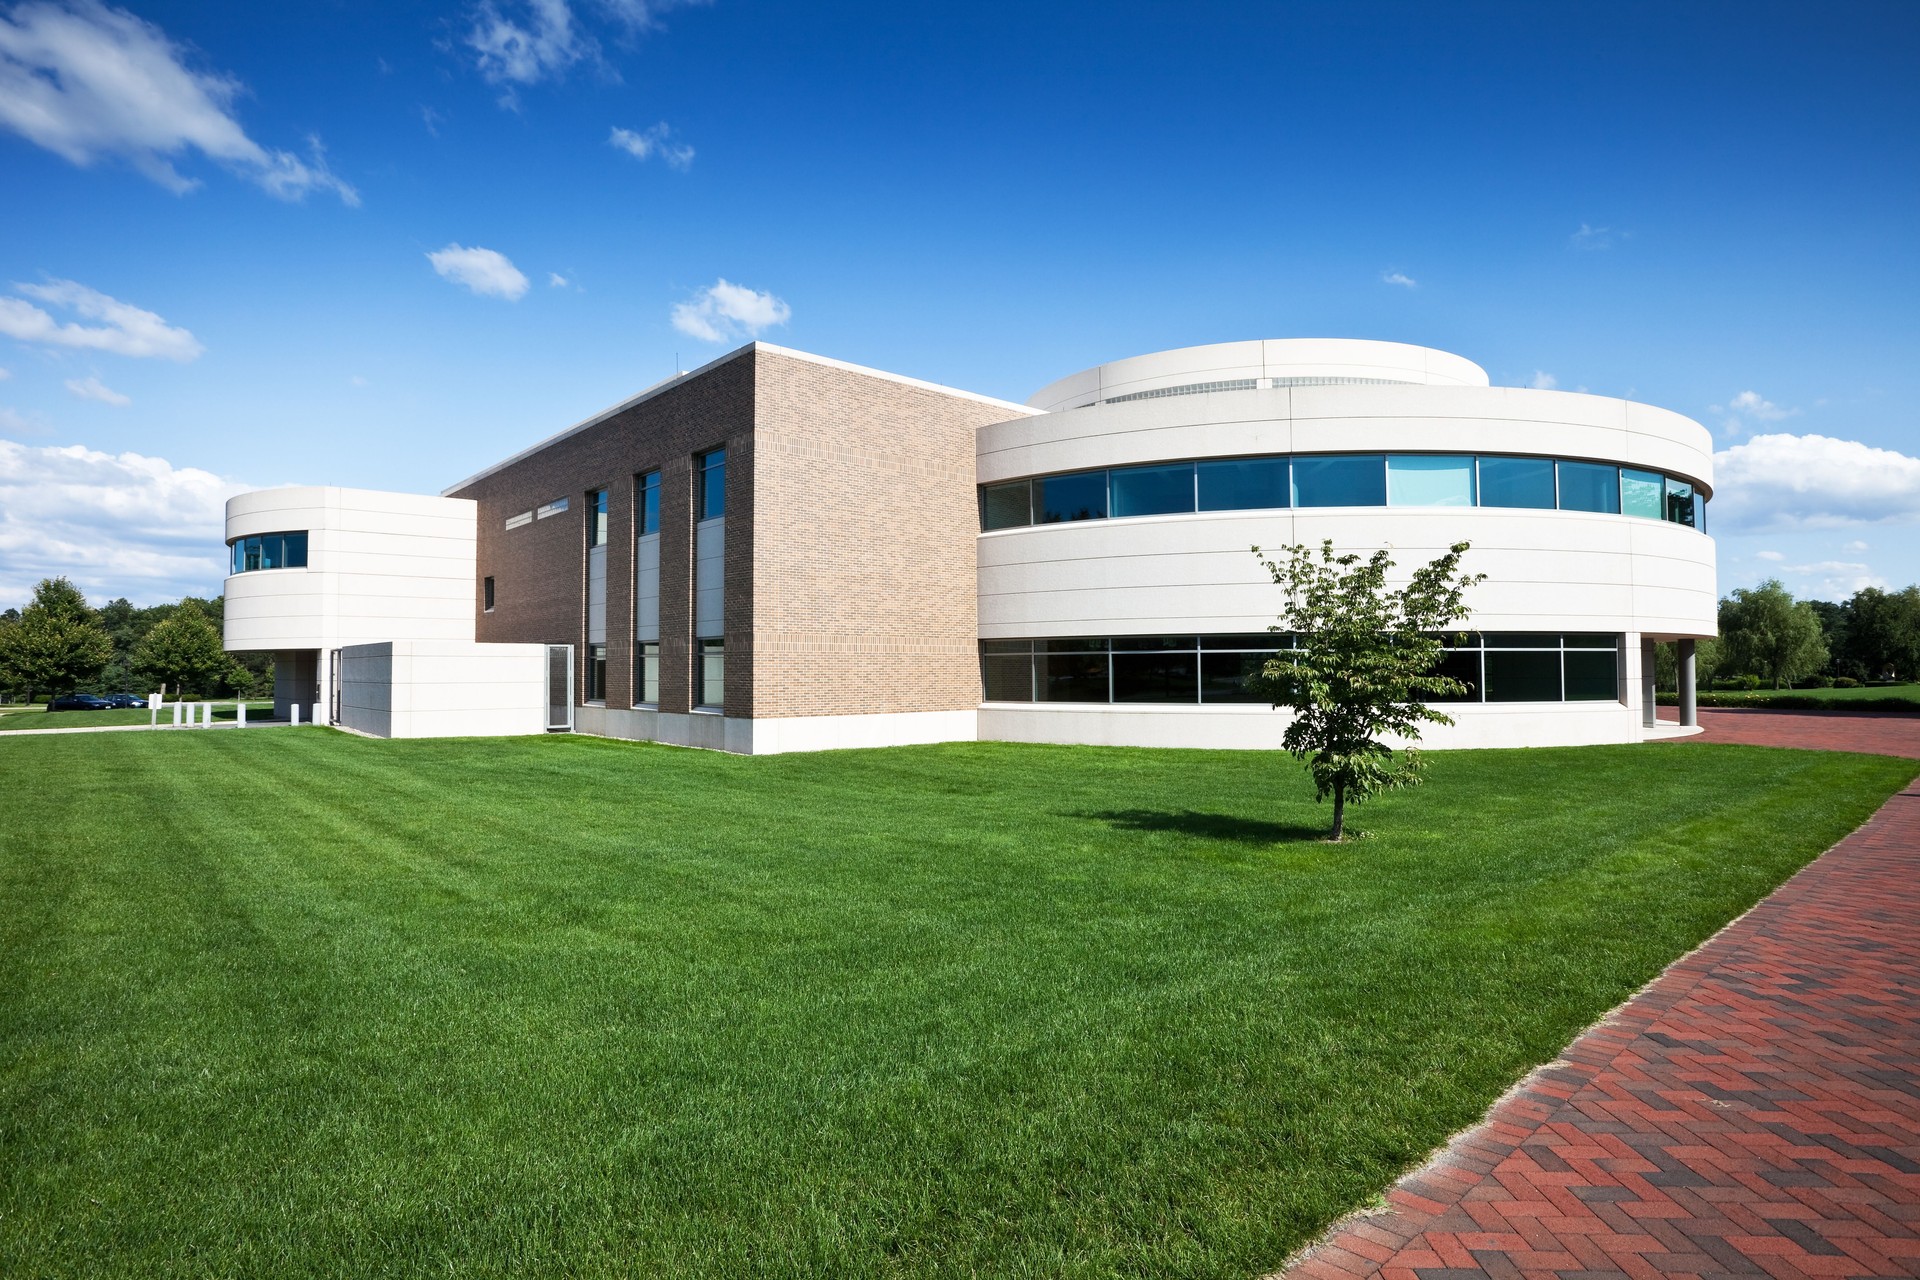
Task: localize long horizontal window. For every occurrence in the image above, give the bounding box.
[228,531,308,574]
[980,454,1708,531]
[982,633,1621,706]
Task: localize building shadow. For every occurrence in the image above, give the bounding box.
[1077,808,1329,845]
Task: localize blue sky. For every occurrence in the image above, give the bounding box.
[2,0,1917,606]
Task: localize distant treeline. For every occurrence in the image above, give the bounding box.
[1660,581,1920,691]
[0,577,272,703]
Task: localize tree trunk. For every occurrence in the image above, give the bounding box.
[1330,780,1346,841]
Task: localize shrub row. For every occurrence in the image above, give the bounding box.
[1655,691,1920,712]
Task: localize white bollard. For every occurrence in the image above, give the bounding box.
[310,703,322,727]
[237,702,247,727]
[290,703,301,726]
[200,701,212,727]
[172,701,183,727]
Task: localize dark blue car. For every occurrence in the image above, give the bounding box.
[48,693,114,712]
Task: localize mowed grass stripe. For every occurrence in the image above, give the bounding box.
[1,731,1911,1279]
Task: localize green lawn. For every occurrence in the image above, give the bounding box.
[0,700,273,732]
[1,732,1911,1279]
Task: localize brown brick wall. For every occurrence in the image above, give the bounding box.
[449,345,1016,723]
[748,350,1010,718]
[451,355,755,715]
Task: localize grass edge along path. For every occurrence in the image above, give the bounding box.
[1,732,1913,1280]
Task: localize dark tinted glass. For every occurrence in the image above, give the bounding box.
[1111,636,1197,651]
[698,449,726,520]
[588,490,609,546]
[1476,456,1556,509]
[282,532,308,567]
[1427,648,1481,702]
[1112,651,1199,702]
[1665,477,1696,527]
[638,472,661,535]
[1037,471,1107,523]
[1292,455,1386,506]
[1039,648,1109,701]
[1484,633,1555,648]
[1109,463,1194,517]
[484,576,495,610]
[982,653,1034,701]
[587,643,608,701]
[1485,650,1561,701]
[1202,633,1287,650]
[1557,461,1619,513]
[1564,649,1618,701]
[981,480,1032,530]
[1201,651,1272,702]
[1197,457,1289,511]
[1564,633,1616,648]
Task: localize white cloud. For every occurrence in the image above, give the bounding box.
[1570,222,1616,250]
[0,367,10,380]
[610,122,693,170]
[63,374,129,406]
[0,438,248,606]
[1754,550,1784,561]
[670,278,790,343]
[0,279,203,361]
[1381,271,1417,289]
[1528,371,1557,390]
[465,0,706,99]
[1709,388,1799,438]
[0,0,358,203]
[547,271,569,287]
[1712,433,1920,531]
[1783,560,1887,598]
[1844,539,1869,552]
[427,244,530,301]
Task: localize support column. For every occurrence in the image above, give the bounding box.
[1640,638,1658,728]
[1679,638,1698,728]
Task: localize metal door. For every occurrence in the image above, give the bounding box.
[547,644,574,732]
[328,649,341,726]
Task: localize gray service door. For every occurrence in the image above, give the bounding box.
[547,644,574,732]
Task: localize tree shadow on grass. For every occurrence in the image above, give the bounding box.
[1076,808,1332,845]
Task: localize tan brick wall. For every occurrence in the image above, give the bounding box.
[748,350,1011,718]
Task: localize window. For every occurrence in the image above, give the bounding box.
[228,531,309,574]
[1556,462,1619,514]
[1111,636,1200,702]
[1387,455,1475,507]
[1664,477,1696,527]
[637,471,661,536]
[1109,463,1195,518]
[1036,471,1107,523]
[695,638,724,707]
[1038,638,1109,700]
[1197,457,1288,512]
[1477,457,1556,509]
[697,449,726,520]
[1201,634,1286,703]
[981,479,1033,531]
[1563,635,1620,701]
[1292,455,1386,507]
[981,640,1035,701]
[536,497,569,520]
[1620,468,1664,520]
[484,576,495,612]
[586,643,607,702]
[587,489,608,546]
[634,641,660,705]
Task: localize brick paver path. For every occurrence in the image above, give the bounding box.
[1277,759,1920,1280]
[1659,709,1920,760]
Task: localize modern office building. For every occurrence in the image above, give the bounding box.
[223,338,1716,751]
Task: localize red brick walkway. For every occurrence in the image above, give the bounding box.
[1276,767,1920,1280]
[1660,708,1920,760]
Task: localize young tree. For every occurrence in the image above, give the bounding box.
[1719,580,1828,688]
[0,577,114,704]
[1250,540,1483,841]
[131,599,244,697]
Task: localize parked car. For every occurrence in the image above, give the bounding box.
[102,693,148,708]
[48,693,114,712]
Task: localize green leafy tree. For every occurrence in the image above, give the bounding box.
[1842,586,1920,682]
[131,599,244,697]
[1719,579,1828,689]
[0,578,114,704]
[1250,540,1483,841]
[1653,636,1725,691]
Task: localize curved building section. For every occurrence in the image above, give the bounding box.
[978,341,1716,750]
[224,486,478,719]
